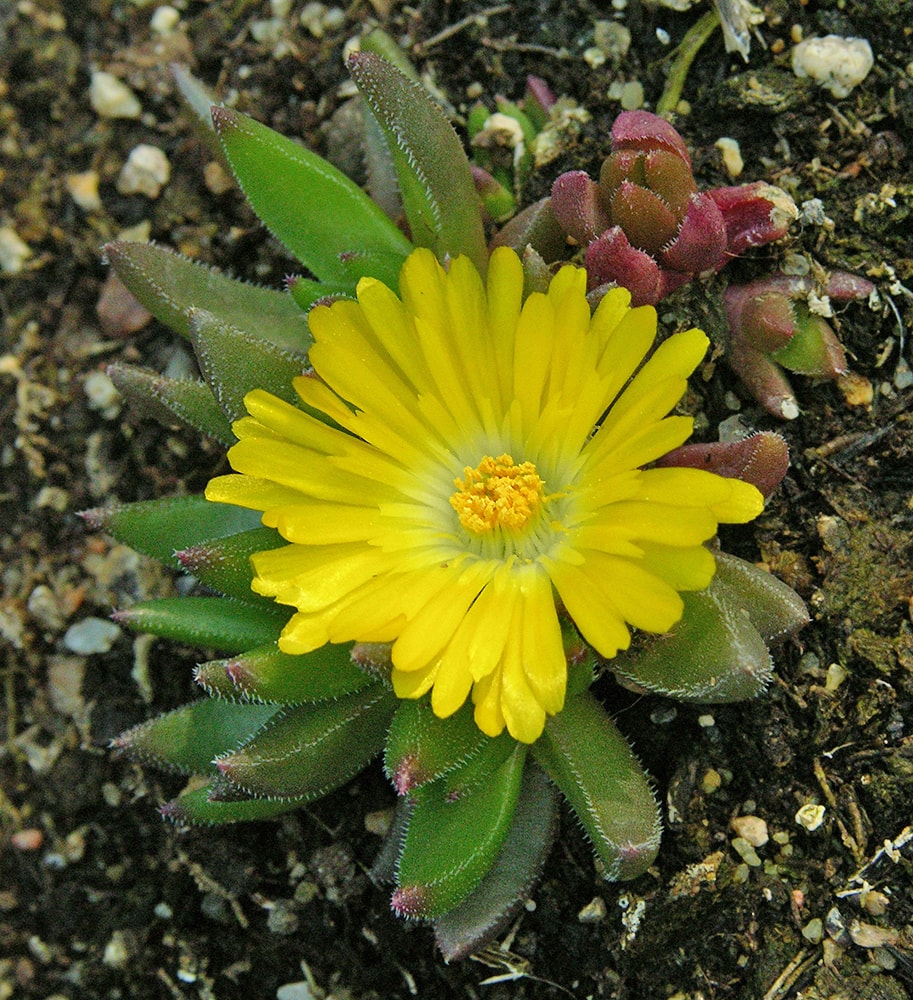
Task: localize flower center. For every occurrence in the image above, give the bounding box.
[450,454,547,536]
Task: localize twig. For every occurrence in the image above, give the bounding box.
[412,5,511,56]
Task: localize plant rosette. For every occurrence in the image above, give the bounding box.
[90,47,808,960]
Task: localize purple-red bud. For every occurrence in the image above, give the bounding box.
[707,182,797,259]
[584,227,663,306]
[550,171,610,245]
[611,110,692,166]
[657,432,790,498]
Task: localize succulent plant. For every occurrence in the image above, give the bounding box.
[725,270,875,419]
[499,110,798,307]
[90,49,809,960]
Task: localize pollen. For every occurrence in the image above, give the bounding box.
[450,454,547,535]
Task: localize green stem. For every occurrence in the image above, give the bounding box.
[656,9,721,116]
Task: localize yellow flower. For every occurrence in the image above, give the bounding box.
[206,247,763,743]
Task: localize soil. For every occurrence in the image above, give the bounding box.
[1,1,912,998]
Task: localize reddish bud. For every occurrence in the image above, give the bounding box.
[584,227,663,306]
[611,110,692,166]
[550,171,611,245]
[659,193,727,274]
[707,182,797,258]
[657,432,790,498]
[609,180,679,254]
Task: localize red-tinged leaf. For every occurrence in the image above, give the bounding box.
[433,762,559,962]
[215,687,396,798]
[642,149,697,216]
[80,494,262,569]
[107,362,235,446]
[659,193,727,274]
[347,51,487,274]
[707,181,797,257]
[736,292,798,354]
[212,106,412,288]
[584,227,662,306]
[611,110,692,166]
[609,180,679,255]
[112,700,278,775]
[771,305,848,377]
[657,432,790,499]
[550,171,611,245]
[103,241,310,352]
[728,340,800,420]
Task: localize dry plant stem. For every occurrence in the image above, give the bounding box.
[761,949,817,1000]
[813,758,867,866]
[412,4,511,55]
[657,9,721,115]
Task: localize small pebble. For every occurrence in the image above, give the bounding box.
[848,920,898,949]
[795,803,826,831]
[11,829,44,851]
[62,616,121,654]
[117,144,171,199]
[731,836,762,867]
[802,917,823,943]
[715,137,743,178]
[276,982,320,1000]
[701,768,722,794]
[66,171,103,211]
[578,896,607,923]
[90,71,142,119]
[84,370,121,417]
[150,5,180,35]
[791,35,874,99]
[0,226,32,274]
[731,815,769,847]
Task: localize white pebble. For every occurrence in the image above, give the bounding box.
[795,803,826,831]
[150,5,181,35]
[731,815,769,847]
[84,370,121,418]
[0,226,32,274]
[117,144,171,199]
[63,617,121,655]
[66,171,103,212]
[715,137,744,178]
[90,71,142,119]
[791,35,874,99]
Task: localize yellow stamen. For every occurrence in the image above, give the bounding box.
[450,454,546,535]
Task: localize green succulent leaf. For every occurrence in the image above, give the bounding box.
[384,699,490,795]
[215,687,397,798]
[347,51,487,274]
[113,597,290,652]
[211,106,411,288]
[80,495,262,569]
[107,363,235,445]
[160,780,314,826]
[195,641,375,704]
[187,308,307,423]
[713,552,810,643]
[392,744,527,920]
[440,731,517,802]
[175,526,282,602]
[533,691,661,881]
[611,579,773,703]
[103,241,310,352]
[433,761,559,962]
[112,699,278,774]
[286,275,352,312]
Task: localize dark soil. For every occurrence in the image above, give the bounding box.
[2,1,912,998]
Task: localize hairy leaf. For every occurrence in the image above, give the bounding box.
[107,362,234,445]
[216,687,397,798]
[348,52,487,273]
[175,526,282,603]
[384,699,490,795]
[392,744,527,919]
[195,641,375,704]
[434,762,559,961]
[212,106,411,288]
[80,495,262,569]
[104,241,310,352]
[113,597,289,652]
[112,699,278,774]
[533,692,661,881]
